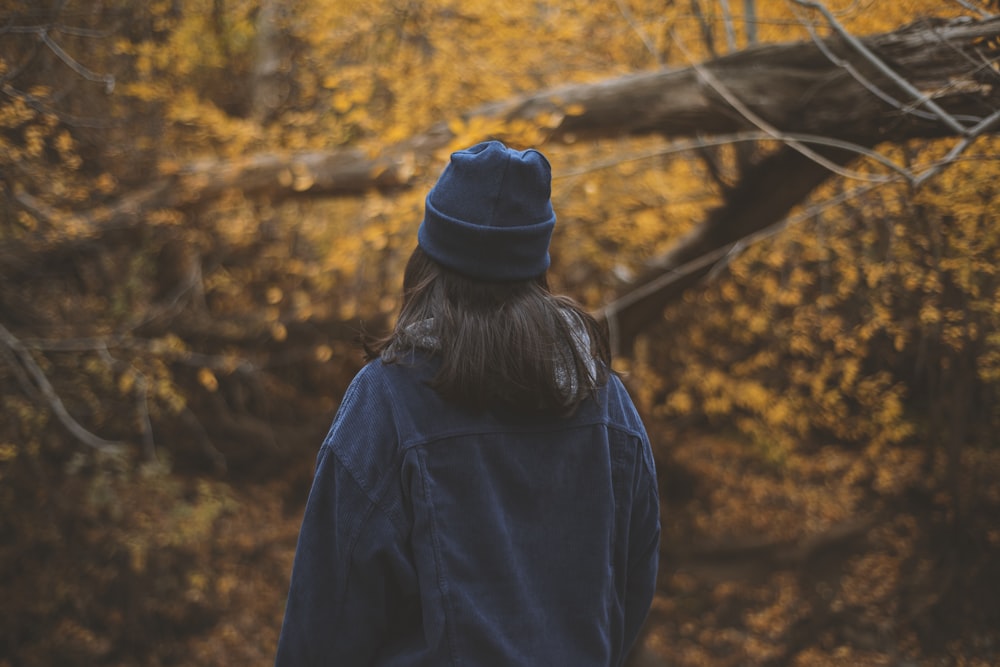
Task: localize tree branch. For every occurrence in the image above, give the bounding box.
[36,28,115,93]
[12,15,999,252]
[0,322,125,453]
[792,0,969,134]
[10,16,1000,352]
[597,144,879,352]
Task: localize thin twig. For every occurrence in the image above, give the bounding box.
[718,0,739,51]
[613,0,662,64]
[790,0,969,135]
[670,28,898,183]
[912,108,1000,186]
[36,28,115,93]
[688,0,718,58]
[597,179,891,326]
[789,4,1000,187]
[792,8,945,124]
[704,179,887,276]
[744,0,758,43]
[556,131,914,181]
[817,20,991,125]
[52,23,119,39]
[597,131,998,329]
[0,339,40,400]
[949,0,994,18]
[0,322,125,454]
[553,91,914,182]
[926,19,1000,92]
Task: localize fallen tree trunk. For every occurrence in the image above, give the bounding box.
[24,16,1000,229]
[14,15,1000,344]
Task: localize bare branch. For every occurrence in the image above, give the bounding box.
[0,322,125,454]
[555,130,915,180]
[51,23,119,39]
[744,0,758,43]
[12,16,1000,258]
[718,0,739,52]
[36,27,115,93]
[791,0,969,135]
[949,0,995,17]
[688,0,719,58]
[913,108,1000,186]
[0,336,40,401]
[597,178,890,347]
[613,0,662,64]
[669,28,898,183]
[792,8,946,124]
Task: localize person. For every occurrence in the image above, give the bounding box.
[274,140,660,666]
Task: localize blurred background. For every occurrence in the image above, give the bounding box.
[2,0,999,665]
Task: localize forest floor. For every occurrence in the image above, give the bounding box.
[182,426,1000,667]
[633,427,1000,667]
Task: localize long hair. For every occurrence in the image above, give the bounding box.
[365,246,611,414]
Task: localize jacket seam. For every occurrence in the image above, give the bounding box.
[626,471,660,570]
[417,448,461,666]
[320,363,408,538]
[397,420,645,452]
[321,444,409,540]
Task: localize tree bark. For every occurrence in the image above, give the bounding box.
[596,143,862,352]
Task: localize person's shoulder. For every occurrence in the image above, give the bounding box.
[339,355,436,415]
[599,372,647,435]
[603,373,657,475]
[339,359,391,405]
[347,355,424,389]
[602,371,634,407]
[322,360,411,468]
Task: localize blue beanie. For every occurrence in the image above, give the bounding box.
[417,141,556,281]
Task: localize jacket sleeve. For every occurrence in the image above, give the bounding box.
[622,436,661,657]
[274,368,408,666]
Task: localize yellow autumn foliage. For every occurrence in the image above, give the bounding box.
[644,132,1000,463]
[3,0,1000,665]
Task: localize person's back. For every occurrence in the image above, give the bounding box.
[274,141,660,666]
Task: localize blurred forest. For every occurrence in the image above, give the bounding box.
[2,0,1000,665]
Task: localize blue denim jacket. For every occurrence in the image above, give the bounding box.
[275,355,659,666]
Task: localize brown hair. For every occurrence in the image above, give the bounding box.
[365,246,611,414]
